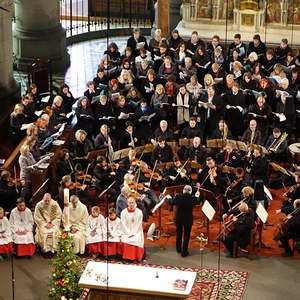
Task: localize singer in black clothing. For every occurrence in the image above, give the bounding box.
[170,185,199,257]
[151,137,174,164]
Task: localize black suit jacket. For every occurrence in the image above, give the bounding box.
[172,193,199,225]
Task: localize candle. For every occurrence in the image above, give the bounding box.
[64,188,69,205]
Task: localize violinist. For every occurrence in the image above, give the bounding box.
[221,202,256,257]
[58,175,88,208]
[224,186,256,214]
[278,199,300,257]
[165,160,190,186]
[71,129,94,169]
[0,170,18,212]
[276,172,300,215]
[93,156,119,199]
[151,136,174,164]
[57,149,75,180]
[197,157,227,206]
[116,187,132,217]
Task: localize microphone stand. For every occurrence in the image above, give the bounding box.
[11,250,15,300]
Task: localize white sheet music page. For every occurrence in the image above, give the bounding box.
[201,200,215,221]
[256,203,268,224]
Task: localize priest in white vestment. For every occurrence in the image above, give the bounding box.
[120,197,144,262]
[0,207,13,258]
[9,199,36,257]
[63,195,88,255]
[34,193,62,257]
[102,207,122,257]
[85,206,105,255]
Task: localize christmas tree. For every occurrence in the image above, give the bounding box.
[48,231,83,300]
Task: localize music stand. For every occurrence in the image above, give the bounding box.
[87,149,107,161]
[196,188,217,241]
[112,147,131,161]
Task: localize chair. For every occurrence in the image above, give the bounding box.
[233,227,257,258]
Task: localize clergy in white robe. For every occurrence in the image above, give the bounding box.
[85,206,105,255]
[120,197,144,262]
[0,207,13,257]
[9,199,35,256]
[63,195,88,254]
[34,193,62,255]
[102,207,122,257]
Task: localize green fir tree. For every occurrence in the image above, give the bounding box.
[48,231,83,300]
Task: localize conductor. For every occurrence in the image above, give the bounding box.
[171,185,199,257]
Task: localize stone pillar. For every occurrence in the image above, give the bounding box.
[169,0,182,30]
[0,0,20,99]
[157,0,170,37]
[13,0,69,73]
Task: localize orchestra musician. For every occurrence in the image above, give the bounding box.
[278,199,300,257]
[241,119,262,146]
[71,129,94,169]
[94,124,115,152]
[151,120,174,145]
[216,143,243,168]
[221,202,256,257]
[151,136,174,164]
[93,156,120,200]
[211,119,233,140]
[120,121,138,149]
[57,148,75,179]
[184,136,206,164]
[197,157,227,206]
[164,160,190,186]
[0,170,19,212]
[265,128,288,160]
[246,147,268,184]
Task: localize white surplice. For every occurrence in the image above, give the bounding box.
[9,207,34,245]
[0,217,12,245]
[103,217,122,243]
[120,208,144,248]
[85,215,105,244]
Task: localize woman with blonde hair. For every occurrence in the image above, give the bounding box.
[10,103,28,145]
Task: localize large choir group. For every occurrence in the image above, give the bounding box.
[1,27,300,261]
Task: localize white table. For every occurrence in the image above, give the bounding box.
[79,261,197,300]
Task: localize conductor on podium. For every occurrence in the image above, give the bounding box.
[170,185,199,257]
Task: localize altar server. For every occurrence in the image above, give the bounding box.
[0,207,13,259]
[63,195,88,255]
[85,206,105,256]
[120,197,144,262]
[34,193,62,257]
[102,207,122,257]
[9,198,36,257]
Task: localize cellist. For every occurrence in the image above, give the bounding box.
[221,202,255,257]
[278,199,300,257]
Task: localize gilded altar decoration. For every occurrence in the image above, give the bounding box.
[239,0,259,11]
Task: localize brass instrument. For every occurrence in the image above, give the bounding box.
[268,132,288,153]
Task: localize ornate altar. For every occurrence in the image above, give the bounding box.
[179,0,300,44]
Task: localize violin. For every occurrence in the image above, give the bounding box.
[128,181,147,192]
[143,168,162,181]
[75,170,93,182]
[7,177,22,187]
[67,181,85,190]
[131,158,142,166]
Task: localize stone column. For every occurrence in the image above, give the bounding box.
[157,0,170,37]
[0,0,19,99]
[13,0,69,73]
[169,0,182,30]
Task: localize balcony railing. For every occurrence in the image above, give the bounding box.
[60,0,155,38]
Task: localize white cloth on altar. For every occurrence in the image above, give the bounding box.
[63,201,88,254]
[0,217,12,245]
[34,199,62,252]
[103,217,122,243]
[120,208,144,248]
[9,207,34,245]
[85,215,105,244]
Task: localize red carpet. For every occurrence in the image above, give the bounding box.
[80,259,248,300]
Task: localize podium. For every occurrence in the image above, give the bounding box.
[79,261,197,300]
